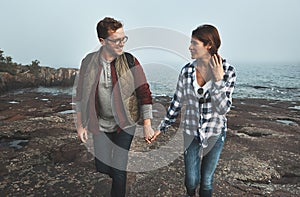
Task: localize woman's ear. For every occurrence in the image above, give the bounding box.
[206,42,215,55]
[206,42,212,50]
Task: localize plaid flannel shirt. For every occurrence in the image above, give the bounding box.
[158,60,236,145]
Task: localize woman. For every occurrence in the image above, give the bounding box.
[152,24,236,197]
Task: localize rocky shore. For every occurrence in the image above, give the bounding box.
[0,90,299,196]
[0,62,77,93]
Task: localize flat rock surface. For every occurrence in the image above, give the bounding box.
[0,92,299,196]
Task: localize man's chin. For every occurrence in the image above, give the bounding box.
[115,50,124,56]
[110,51,123,58]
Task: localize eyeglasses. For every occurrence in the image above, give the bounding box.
[106,36,128,45]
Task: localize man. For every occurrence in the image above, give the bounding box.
[75,17,154,197]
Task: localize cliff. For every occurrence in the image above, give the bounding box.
[0,62,78,93]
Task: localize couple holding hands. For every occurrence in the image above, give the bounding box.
[75,17,236,197]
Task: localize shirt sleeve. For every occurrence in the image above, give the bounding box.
[74,58,87,112]
[140,104,153,119]
[131,57,153,105]
[210,64,236,115]
[158,68,185,132]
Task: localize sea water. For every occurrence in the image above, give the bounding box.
[235,63,299,101]
[13,63,300,101]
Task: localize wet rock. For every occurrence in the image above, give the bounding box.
[221,155,281,183]
[0,92,299,196]
[29,116,65,123]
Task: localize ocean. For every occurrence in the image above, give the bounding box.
[234,63,300,101]
[24,63,300,101]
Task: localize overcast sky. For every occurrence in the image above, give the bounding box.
[1,0,299,68]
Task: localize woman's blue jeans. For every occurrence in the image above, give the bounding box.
[184,129,226,197]
[93,126,135,197]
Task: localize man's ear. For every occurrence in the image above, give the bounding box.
[99,38,105,45]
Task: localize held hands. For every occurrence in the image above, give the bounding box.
[150,130,161,142]
[143,125,155,144]
[143,125,162,144]
[209,54,224,82]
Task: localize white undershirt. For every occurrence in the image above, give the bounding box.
[193,71,212,98]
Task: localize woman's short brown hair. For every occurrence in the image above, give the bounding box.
[96,17,123,39]
[192,24,221,55]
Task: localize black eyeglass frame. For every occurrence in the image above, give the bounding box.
[106,36,128,45]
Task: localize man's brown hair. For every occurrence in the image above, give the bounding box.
[96,17,123,39]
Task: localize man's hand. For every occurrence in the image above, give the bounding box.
[77,125,88,143]
[143,125,154,144]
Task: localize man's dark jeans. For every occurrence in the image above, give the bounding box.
[93,126,135,197]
